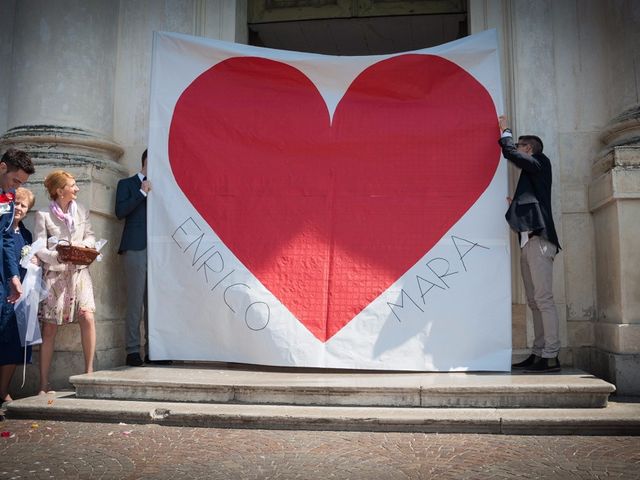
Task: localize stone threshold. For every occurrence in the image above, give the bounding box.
[67,366,615,409]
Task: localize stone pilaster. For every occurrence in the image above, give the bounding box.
[1,0,125,394]
[583,105,640,395]
[2,0,249,397]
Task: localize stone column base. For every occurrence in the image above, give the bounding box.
[2,125,127,395]
[587,105,640,398]
[575,346,640,396]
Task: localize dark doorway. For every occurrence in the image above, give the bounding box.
[248,0,468,55]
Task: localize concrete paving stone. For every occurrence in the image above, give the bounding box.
[1,419,640,479]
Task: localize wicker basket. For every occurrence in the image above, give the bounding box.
[56,242,99,266]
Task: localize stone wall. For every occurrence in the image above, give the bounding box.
[472,0,639,393]
[0,0,15,136]
[1,0,247,395]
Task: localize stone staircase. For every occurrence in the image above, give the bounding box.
[7,363,640,435]
[68,365,613,408]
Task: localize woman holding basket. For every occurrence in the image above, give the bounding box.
[35,170,97,394]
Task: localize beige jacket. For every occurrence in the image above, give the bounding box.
[34,203,96,272]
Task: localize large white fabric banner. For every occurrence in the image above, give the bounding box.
[148,29,511,371]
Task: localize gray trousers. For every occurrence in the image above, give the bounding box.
[520,236,560,358]
[123,249,148,355]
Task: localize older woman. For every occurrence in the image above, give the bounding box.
[35,170,96,394]
[0,187,36,404]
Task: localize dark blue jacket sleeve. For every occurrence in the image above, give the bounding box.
[3,221,19,280]
[115,177,146,220]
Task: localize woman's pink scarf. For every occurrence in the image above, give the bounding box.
[50,200,77,233]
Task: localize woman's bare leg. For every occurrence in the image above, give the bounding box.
[1,364,17,402]
[78,310,96,374]
[39,322,58,393]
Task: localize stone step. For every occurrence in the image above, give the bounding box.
[6,392,640,435]
[68,365,615,409]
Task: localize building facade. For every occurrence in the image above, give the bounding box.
[1,0,638,395]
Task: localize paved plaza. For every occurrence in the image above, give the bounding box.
[1,418,639,479]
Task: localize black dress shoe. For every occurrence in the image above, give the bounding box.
[145,355,173,365]
[126,353,144,366]
[525,356,561,373]
[511,354,538,370]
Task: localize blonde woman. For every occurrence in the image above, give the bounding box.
[35,170,96,394]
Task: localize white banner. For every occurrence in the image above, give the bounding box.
[148,29,511,371]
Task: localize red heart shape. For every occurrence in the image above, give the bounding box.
[169,54,499,342]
